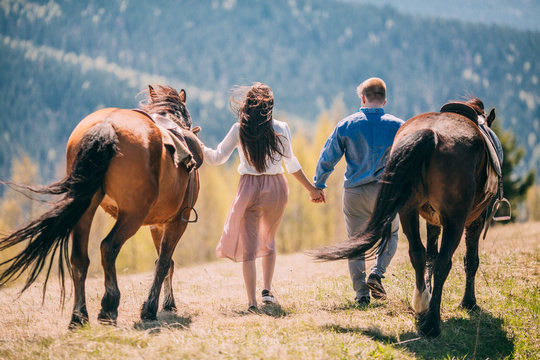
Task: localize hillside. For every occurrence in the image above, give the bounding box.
[1,0,539,181]
[0,221,538,358]
[343,0,540,31]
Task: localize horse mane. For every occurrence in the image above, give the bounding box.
[139,85,192,129]
[464,96,486,116]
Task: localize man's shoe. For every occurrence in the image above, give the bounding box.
[366,273,387,300]
[262,289,276,304]
[247,305,261,314]
[355,296,370,307]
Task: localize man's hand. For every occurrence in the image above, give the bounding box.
[310,188,326,203]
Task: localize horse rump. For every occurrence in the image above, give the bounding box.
[313,128,437,261]
[0,121,118,300]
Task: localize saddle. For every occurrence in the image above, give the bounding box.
[132,109,203,172]
[440,102,502,177]
[440,102,511,225]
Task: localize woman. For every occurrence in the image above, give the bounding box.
[204,82,325,313]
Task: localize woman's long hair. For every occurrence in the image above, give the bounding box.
[231,83,285,173]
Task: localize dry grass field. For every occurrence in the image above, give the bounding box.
[0,222,538,359]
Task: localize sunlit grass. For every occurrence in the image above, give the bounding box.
[0,222,538,359]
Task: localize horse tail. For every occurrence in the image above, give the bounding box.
[315,128,437,261]
[0,121,118,300]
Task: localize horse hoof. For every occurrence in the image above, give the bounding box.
[418,320,441,338]
[141,301,159,321]
[68,317,88,330]
[69,311,89,330]
[460,301,480,312]
[97,311,118,326]
[162,304,177,313]
[140,307,158,321]
[141,313,157,322]
[98,318,117,326]
[420,329,441,338]
[417,312,441,338]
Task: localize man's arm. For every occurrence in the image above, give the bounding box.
[313,126,345,189]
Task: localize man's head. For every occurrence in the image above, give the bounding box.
[356,77,387,107]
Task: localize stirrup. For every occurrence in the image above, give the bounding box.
[492,198,511,221]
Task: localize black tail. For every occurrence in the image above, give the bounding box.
[0,121,118,300]
[314,129,437,261]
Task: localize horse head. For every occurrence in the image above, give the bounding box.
[143,85,193,130]
[485,108,496,127]
[465,97,496,127]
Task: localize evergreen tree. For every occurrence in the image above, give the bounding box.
[494,123,536,221]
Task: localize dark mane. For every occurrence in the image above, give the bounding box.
[139,85,192,129]
[465,96,486,116]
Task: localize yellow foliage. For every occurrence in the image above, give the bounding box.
[174,163,239,266]
[277,108,348,254]
[0,155,45,268]
[526,185,540,221]
[1,110,353,275]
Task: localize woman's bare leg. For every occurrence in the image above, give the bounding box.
[262,253,276,291]
[243,260,257,307]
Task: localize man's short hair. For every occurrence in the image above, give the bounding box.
[356,77,386,104]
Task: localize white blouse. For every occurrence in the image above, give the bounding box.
[203,119,302,175]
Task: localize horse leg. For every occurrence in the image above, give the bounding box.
[98,211,147,325]
[419,220,465,338]
[400,209,431,314]
[69,191,104,328]
[141,219,187,321]
[150,225,177,312]
[425,223,441,294]
[460,215,484,310]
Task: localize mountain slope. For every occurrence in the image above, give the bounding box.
[1,0,538,180]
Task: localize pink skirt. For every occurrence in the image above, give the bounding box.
[216,174,289,262]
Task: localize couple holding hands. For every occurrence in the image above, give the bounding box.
[203,78,404,313]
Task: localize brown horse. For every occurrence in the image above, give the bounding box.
[0,85,202,328]
[316,97,498,337]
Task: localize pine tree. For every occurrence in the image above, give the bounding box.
[493,123,536,221]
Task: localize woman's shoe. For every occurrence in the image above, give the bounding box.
[261,289,276,304]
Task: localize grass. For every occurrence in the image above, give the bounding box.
[0,222,538,359]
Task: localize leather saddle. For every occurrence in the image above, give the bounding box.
[440,102,480,124]
[440,102,502,177]
[133,109,203,172]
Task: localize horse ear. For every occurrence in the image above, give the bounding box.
[148,85,157,102]
[486,108,496,127]
[179,89,186,103]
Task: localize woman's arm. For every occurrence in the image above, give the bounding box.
[203,123,239,166]
[291,169,326,203]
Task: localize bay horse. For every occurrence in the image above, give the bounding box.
[316,97,498,337]
[0,85,202,328]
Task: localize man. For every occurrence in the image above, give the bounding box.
[313,77,404,306]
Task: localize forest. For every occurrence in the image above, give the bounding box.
[1,0,539,181]
[1,0,539,269]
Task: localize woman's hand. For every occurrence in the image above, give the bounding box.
[310,187,326,203]
[290,170,326,203]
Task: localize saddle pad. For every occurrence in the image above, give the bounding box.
[154,116,203,170]
[156,124,194,169]
[132,109,199,170]
[478,126,502,177]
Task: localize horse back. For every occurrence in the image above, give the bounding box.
[67,108,190,224]
[396,112,491,226]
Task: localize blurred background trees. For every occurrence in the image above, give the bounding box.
[0,105,537,275]
[0,0,538,275]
